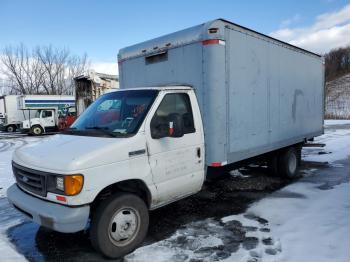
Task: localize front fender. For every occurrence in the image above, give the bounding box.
[67,155,156,206]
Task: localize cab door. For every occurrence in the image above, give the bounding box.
[145,90,204,206]
[40,110,55,128]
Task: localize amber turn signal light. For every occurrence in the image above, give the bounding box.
[64,175,84,196]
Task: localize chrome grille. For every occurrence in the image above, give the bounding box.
[12,162,46,196]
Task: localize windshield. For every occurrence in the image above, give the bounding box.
[34,110,41,118]
[68,90,158,137]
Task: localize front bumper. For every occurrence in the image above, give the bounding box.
[7,184,90,233]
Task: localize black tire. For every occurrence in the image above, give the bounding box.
[6,125,16,132]
[278,147,300,178]
[30,125,43,135]
[90,193,149,259]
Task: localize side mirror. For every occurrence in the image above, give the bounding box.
[168,113,184,138]
[150,117,168,139]
[150,113,184,139]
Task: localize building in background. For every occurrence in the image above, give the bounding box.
[74,70,119,115]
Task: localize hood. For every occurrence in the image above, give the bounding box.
[13,134,146,173]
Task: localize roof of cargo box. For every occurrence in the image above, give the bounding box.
[118,18,322,61]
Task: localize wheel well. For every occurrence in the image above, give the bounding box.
[206,143,303,178]
[91,179,152,212]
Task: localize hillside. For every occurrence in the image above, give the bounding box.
[326,73,350,119]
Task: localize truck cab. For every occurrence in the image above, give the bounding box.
[21,109,57,135]
[7,87,205,258]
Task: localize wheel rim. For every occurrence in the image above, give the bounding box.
[33,127,41,135]
[288,153,297,175]
[108,207,140,247]
[7,126,14,132]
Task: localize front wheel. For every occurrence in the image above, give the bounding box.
[90,193,149,259]
[30,125,44,135]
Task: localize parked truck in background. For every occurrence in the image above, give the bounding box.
[0,95,39,132]
[19,95,75,135]
[7,19,324,258]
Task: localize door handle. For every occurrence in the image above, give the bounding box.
[196,147,201,158]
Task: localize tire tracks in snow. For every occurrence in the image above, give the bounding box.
[0,139,29,153]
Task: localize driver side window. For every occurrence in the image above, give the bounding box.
[42,110,52,118]
[151,93,195,138]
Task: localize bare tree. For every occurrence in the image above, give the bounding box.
[1,44,44,94]
[1,44,89,95]
[66,53,88,95]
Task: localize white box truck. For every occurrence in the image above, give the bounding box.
[7,19,324,258]
[0,96,6,127]
[0,95,33,132]
[18,95,75,135]
[0,95,75,133]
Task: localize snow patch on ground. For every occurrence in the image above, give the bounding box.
[248,175,350,262]
[228,124,350,262]
[0,235,26,262]
[324,119,350,126]
[303,126,350,163]
[0,198,27,261]
[127,225,225,262]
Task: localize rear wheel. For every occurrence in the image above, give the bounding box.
[30,125,43,135]
[90,193,149,258]
[6,125,16,132]
[278,147,300,178]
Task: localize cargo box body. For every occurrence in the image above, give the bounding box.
[0,95,29,127]
[118,19,324,166]
[17,95,75,110]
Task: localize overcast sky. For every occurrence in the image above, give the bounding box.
[1,0,350,75]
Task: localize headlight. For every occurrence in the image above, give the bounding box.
[56,177,64,191]
[48,174,84,196]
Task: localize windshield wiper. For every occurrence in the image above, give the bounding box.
[85,126,119,137]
